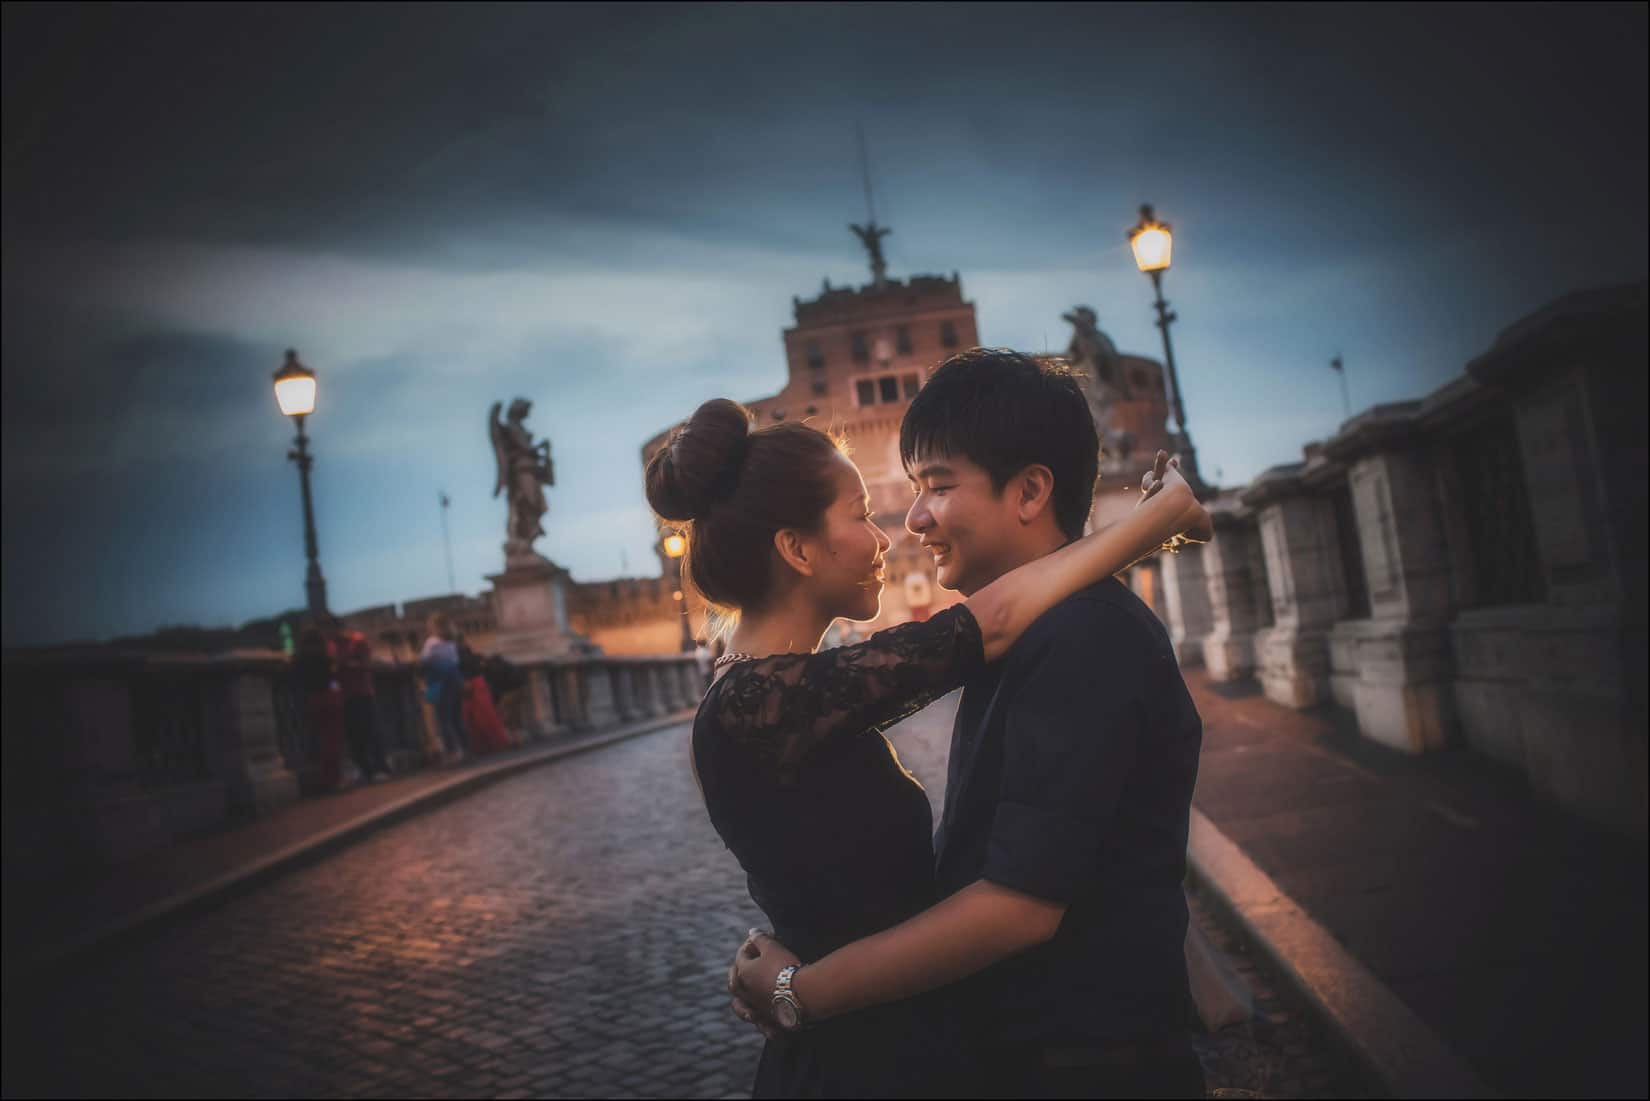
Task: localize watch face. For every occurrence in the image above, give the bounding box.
[774,998,801,1030]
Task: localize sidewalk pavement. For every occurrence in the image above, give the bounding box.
[4,710,696,980]
[1184,670,1646,1099]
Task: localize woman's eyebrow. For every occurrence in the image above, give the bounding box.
[913,463,955,480]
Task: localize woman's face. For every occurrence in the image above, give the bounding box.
[807,452,891,623]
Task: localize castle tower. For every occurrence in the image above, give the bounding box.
[643,228,980,631]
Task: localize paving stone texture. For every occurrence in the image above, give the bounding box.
[4,692,1363,1099]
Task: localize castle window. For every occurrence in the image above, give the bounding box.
[902,374,920,399]
[806,340,825,369]
[851,331,870,363]
[856,380,876,406]
[896,325,912,354]
[811,378,828,396]
[879,376,900,403]
[940,320,958,348]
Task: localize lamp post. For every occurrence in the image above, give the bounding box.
[273,348,329,618]
[1128,204,1204,492]
[662,531,693,652]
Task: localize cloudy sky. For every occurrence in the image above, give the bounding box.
[3,2,1645,646]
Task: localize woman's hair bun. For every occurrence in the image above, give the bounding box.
[645,398,753,522]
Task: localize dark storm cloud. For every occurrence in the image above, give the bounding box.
[2,2,1645,645]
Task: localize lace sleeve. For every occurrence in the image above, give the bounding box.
[705,604,984,772]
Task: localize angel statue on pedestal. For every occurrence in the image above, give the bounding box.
[489,398,555,567]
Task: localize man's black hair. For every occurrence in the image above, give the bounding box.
[900,347,1099,540]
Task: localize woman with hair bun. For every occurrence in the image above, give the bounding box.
[648,395,1206,1098]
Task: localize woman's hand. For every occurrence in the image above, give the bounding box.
[1138,451,1212,545]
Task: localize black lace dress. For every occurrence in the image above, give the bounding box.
[693,605,986,1099]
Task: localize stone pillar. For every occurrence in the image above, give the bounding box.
[615,663,641,722]
[678,659,705,708]
[655,660,686,711]
[1199,494,1265,683]
[1324,404,1459,754]
[1158,544,1212,668]
[637,662,665,718]
[217,670,300,814]
[586,661,622,727]
[556,663,592,731]
[1243,460,1347,709]
[524,665,562,739]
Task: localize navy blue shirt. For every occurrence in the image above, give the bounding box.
[934,577,1203,1051]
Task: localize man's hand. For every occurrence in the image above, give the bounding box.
[726,929,800,1034]
[726,929,799,1037]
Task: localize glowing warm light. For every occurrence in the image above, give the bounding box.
[273,349,317,417]
[662,532,687,558]
[1130,222,1173,273]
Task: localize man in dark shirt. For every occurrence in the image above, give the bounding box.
[732,349,1206,1097]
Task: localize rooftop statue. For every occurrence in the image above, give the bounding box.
[849,220,892,287]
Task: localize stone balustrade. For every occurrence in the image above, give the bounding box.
[0,648,703,877]
[1153,282,1645,838]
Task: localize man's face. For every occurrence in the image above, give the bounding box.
[905,451,1022,596]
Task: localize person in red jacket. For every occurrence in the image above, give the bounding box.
[335,626,392,783]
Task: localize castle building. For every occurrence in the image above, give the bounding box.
[642,223,1178,638]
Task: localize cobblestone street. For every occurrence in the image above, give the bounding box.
[5,694,1365,1099]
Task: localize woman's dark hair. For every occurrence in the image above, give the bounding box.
[645,399,844,613]
[899,348,1099,540]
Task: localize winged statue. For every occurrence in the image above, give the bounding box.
[489,398,554,566]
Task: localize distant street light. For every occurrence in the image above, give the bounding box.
[272,349,329,618]
[662,531,693,652]
[1129,204,1204,492]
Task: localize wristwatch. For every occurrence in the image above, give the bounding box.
[771,964,806,1032]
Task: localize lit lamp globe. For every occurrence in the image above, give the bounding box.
[662,532,687,559]
[273,349,317,417]
[1129,206,1173,273]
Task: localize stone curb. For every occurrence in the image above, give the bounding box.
[1185,808,1498,1099]
[16,709,697,981]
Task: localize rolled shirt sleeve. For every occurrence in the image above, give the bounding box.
[982,602,1142,904]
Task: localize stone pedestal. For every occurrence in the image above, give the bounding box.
[217,671,300,814]
[1199,496,1266,683]
[1159,546,1211,668]
[488,559,575,663]
[1244,463,1348,709]
[1324,405,1459,753]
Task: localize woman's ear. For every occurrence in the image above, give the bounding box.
[1015,464,1056,525]
[772,528,815,577]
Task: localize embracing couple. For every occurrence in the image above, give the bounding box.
[645,348,1214,1099]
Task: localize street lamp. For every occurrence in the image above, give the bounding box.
[1129,204,1203,491]
[662,530,693,652]
[272,348,329,618]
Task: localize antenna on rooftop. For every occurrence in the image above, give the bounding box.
[857,122,877,224]
[849,123,891,288]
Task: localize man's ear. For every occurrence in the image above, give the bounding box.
[1014,465,1056,526]
[773,528,815,577]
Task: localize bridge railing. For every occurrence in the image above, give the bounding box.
[0,648,704,883]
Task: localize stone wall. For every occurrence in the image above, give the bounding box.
[1155,283,1646,839]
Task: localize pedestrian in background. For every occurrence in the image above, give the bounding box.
[335,623,391,783]
[458,634,512,755]
[420,613,469,765]
[293,622,345,792]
